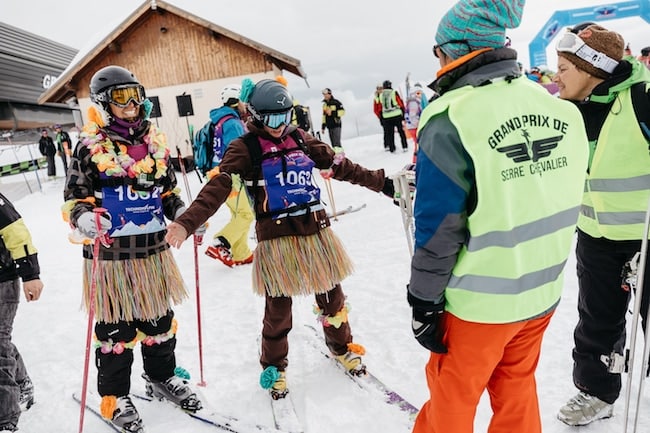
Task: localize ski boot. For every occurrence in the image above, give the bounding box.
[142,373,202,412]
[102,395,144,433]
[557,391,613,426]
[269,370,288,400]
[335,344,367,377]
[260,366,288,400]
[205,236,234,267]
[233,253,254,266]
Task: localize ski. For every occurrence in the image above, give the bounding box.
[72,392,129,433]
[131,391,283,433]
[268,394,303,433]
[327,203,367,218]
[255,335,304,433]
[303,324,419,421]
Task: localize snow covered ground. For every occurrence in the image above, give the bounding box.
[2,134,649,432]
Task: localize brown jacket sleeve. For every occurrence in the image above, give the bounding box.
[173,173,233,237]
[301,131,386,191]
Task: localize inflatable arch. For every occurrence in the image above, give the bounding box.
[529,0,650,68]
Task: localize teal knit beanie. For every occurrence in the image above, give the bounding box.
[435,0,525,59]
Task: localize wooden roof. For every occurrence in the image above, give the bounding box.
[38,0,306,104]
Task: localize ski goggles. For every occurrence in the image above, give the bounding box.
[106,85,146,108]
[261,110,293,129]
[556,32,619,74]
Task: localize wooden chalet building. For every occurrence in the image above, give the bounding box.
[38,0,306,156]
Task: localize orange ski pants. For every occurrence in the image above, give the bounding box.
[412,311,553,433]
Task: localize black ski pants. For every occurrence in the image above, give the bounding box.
[45,153,56,177]
[94,310,176,397]
[572,230,650,404]
[382,116,408,152]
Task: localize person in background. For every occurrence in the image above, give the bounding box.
[553,24,650,426]
[406,83,433,162]
[624,43,633,57]
[38,129,56,178]
[411,82,429,109]
[379,80,408,153]
[203,83,254,267]
[372,84,388,151]
[53,124,71,175]
[639,46,650,68]
[407,1,589,432]
[404,87,426,161]
[321,88,345,148]
[62,65,203,432]
[165,78,396,401]
[0,192,44,433]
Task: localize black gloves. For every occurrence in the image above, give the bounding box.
[408,291,447,354]
[381,177,395,199]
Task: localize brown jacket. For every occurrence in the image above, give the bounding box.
[175,123,385,241]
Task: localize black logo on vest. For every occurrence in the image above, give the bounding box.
[497,130,568,181]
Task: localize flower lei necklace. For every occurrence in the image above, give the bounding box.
[80,121,170,178]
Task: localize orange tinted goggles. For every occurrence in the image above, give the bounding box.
[109,85,145,107]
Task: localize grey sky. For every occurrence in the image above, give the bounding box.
[4,0,649,137]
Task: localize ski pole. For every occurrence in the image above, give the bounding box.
[78,208,109,433]
[175,146,207,387]
[324,178,338,221]
[622,195,650,433]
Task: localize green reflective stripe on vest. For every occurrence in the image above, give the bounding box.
[448,261,567,294]
[578,86,650,240]
[467,206,581,252]
[445,280,562,324]
[428,77,587,323]
[589,174,650,192]
[582,204,595,219]
[592,211,647,225]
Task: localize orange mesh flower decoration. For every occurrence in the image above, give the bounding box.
[347,342,366,356]
[100,395,117,419]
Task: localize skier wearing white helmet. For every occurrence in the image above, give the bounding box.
[203,83,255,267]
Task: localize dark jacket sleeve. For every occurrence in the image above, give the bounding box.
[64,140,99,224]
[0,193,40,282]
[408,114,474,304]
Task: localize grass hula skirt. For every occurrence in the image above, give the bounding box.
[252,227,354,297]
[82,248,188,323]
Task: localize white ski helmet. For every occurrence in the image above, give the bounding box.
[221,84,241,106]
